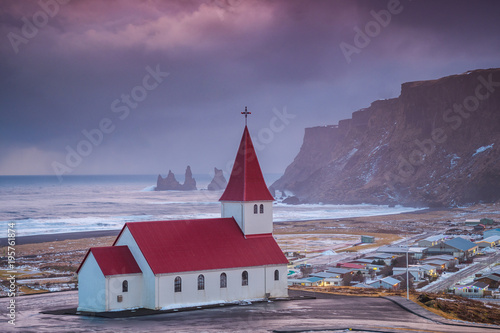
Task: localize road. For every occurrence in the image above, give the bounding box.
[423,251,500,293]
[1,290,497,332]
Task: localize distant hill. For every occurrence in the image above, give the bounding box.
[272,68,500,207]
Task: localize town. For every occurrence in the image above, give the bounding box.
[284,217,500,299]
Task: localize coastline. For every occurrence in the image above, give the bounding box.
[0,229,120,246]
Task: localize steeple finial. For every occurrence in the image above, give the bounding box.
[241,106,251,126]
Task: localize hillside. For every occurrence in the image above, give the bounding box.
[272,68,500,207]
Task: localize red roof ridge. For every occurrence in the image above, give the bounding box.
[115,218,287,275]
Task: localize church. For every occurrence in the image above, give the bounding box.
[76,119,289,312]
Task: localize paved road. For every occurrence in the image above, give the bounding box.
[423,252,500,293]
[1,290,498,332]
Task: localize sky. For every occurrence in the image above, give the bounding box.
[1,0,499,179]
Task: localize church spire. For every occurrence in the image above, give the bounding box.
[219,119,274,202]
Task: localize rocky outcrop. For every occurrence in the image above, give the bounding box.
[207,167,227,191]
[272,68,500,207]
[156,166,197,191]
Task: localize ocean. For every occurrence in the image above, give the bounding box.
[0,175,422,237]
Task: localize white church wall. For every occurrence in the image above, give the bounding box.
[157,265,282,309]
[106,274,143,311]
[115,228,156,309]
[242,201,273,235]
[77,253,106,312]
[265,265,288,298]
[221,202,243,230]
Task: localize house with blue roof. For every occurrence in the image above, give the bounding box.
[426,237,478,259]
[484,228,500,238]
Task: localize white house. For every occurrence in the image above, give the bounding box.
[77,124,289,312]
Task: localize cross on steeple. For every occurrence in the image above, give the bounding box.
[241,106,251,126]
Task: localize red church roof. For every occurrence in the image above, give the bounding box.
[219,126,274,202]
[77,246,142,276]
[115,218,288,275]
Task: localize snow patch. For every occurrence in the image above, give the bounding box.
[473,144,494,156]
[449,154,460,169]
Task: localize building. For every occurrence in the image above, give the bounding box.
[361,235,375,243]
[484,228,500,238]
[288,276,323,287]
[453,281,489,298]
[76,124,289,312]
[476,235,500,248]
[475,274,500,289]
[369,277,401,290]
[426,237,478,259]
[418,235,445,247]
[309,272,344,286]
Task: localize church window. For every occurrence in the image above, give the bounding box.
[254,204,258,214]
[174,276,182,292]
[220,273,227,288]
[242,271,248,286]
[259,204,264,214]
[122,280,128,293]
[198,274,205,290]
[274,269,280,281]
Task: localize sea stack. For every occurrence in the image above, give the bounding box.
[156,166,197,191]
[207,167,227,191]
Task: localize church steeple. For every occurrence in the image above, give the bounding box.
[219,125,274,202]
[220,112,274,236]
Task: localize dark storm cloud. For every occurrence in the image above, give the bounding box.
[0,0,499,176]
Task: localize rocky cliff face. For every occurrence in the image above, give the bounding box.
[272,68,500,207]
[156,166,197,191]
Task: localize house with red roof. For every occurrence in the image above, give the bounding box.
[76,123,289,312]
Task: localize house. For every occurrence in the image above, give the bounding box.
[475,274,500,289]
[376,245,409,255]
[288,276,324,287]
[352,282,374,288]
[476,235,500,248]
[369,276,401,290]
[426,237,478,259]
[418,235,445,247]
[392,266,429,281]
[421,259,449,271]
[453,281,489,298]
[361,235,375,243]
[365,253,394,266]
[309,271,343,286]
[76,124,289,312]
[465,219,481,226]
[473,224,486,232]
[408,247,426,259]
[349,258,374,266]
[481,218,495,225]
[484,228,500,238]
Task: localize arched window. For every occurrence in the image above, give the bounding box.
[220,272,227,288]
[242,271,248,286]
[274,269,279,281]
[259,204,264,214]
[122,280,128,292]
[174,276,182,292]
[253,204,258,214]
[198,274,205,290]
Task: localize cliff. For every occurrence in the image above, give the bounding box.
[272,68,500,207]
[156,166,197,191]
